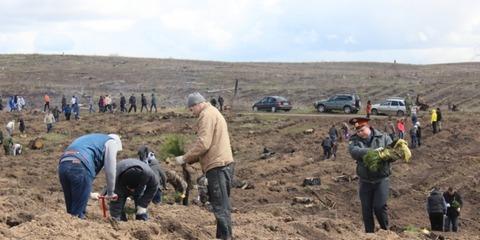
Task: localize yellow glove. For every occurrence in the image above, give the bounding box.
[393,139,412,162]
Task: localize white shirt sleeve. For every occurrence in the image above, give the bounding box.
[104,140,119,195]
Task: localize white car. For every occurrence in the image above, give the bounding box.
[371,98,407,116]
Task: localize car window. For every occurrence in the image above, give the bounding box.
[328,96,336,101]
[381,101,390,106]
[268,97,276,103]
[260,98,268,103]
[399,101,405,106]
[391,101,399,106]
[336,96,347,101]
[345,96,353,101]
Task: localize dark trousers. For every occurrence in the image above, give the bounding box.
[150,104,157,112]
[65,113,71,120]
[429,212,444,231]
[432,121,438,134]
[140,104,148,112]
[323,146,332,160]
[120,104,126,112]
[359,178,389,233]
[58,160,93,219]
[47,123,53,133]
[152,189,162,204]
[444,215,459,232]
[44,102,50,112]
[410,135,418,148]
[206,164,234,240]
[128,105,137,113]
[109,186,145,221]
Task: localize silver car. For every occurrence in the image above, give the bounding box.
[371,98,406,116]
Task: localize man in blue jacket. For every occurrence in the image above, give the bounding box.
[58,133,122,218]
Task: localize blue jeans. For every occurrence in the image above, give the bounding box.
[58,160,93,218]
[207,164,234,240]
[359,178,389,233]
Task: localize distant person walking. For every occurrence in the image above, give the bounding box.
[396,119,405,139]
[409,125,418,149]
[88,96,94,113]
[416,122,422,147]
[44,110,55,133]
[140,93,148,112]
[384,116,397,141]
[431,109,438,134]
[64,104,72,121]
[321,136,333,160]
[128,94,137,113]
[120,93,127,112]
[19,118,26,137]
[366,100,372,118]
[52,106,61,122]
[218,96,224,112]
[150,93,157,112]
[436,107,443,132]
[44,94,50,112]
[61,95,67,112]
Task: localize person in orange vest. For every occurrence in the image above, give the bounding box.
[44,94,50,112]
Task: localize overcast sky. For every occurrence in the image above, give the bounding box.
[1,0,480,64]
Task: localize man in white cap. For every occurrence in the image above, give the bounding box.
[58,133,122,218]
[175,92,234,240]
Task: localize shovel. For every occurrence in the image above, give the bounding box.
[98,196,108,218]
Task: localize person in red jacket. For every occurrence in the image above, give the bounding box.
[366,100,372,118]
[396,118,405,139]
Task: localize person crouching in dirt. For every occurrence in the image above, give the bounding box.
[138,146,167,204]
[321,136,333,160]
[12,143,22,156]
[109,159,158,221]
[348,117,393,233]
[58,133,122,218]
[426,187,447,231]
[175,92,234,240]
[3,137,13,155]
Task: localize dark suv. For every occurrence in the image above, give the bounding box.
[313,94,361,114]
[252,96,292,112]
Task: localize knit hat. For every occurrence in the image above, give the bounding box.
[187,92,206,108]
[120,166,147,189]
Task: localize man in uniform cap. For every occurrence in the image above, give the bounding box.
[348,117,393,233]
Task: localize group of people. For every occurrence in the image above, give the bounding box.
[209,95,225,112]
[57,92,234,240]
[1,119,24,156]
[0,95,26,112]
[427,187,463,232]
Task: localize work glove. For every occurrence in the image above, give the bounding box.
[392,139,412,162]
[175,155,185,165]
[105,193,118,201]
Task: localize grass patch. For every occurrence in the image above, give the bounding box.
[403,225,420,233]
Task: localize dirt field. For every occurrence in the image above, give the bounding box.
[0,55,479,239]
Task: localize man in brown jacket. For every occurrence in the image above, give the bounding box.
[175,92,234,240]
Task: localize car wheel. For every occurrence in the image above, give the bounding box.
[397,110,404,117]
[343,106,352,114]
[271,107,276,112]
[372,109,378,115]
[253,106,258,112]
[317,105,326,113]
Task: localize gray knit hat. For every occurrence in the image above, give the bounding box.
[187,92,206,107]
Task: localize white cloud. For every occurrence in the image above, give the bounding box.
[344,35,357,45]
